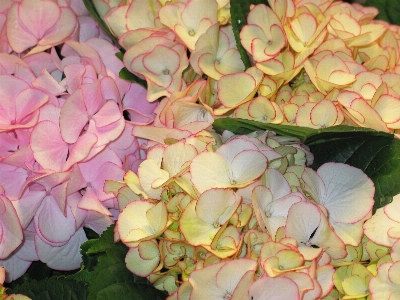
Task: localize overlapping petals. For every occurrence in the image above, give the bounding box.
[7,0,77,55]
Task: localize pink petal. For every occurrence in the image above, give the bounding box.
[92,100,122,128]
[0,75,30,124]
[64,40,105,75]
[63,132,97,171]
[30,120,68,171]
[36,7,77,49]
[87,116,125,147]
[60,90,89,144]
[92,162,124,201]
[0,195,23,259]
[78,186,112,216]
[18,0,60,39]
[0,163,27,201]
[6,4,37,53]
[81,80,104,116]
[16,88,49,124]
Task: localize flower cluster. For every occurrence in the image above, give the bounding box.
[101,0,400,136]
[1,0,400,299]
[93,0,400,298]
[110,129,378,299]
[0,0,157,282]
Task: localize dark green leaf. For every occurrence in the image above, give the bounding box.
[119,67,148,89]
[95,282,167,300]
[230,0,269,69]
[213,117,314,139]
[364,0,400,25]
[115,52,124,61]
[85,223,116,255]
[83,225,167,300]
[80,239,99,272]
[82,0,119,45]
[7,276,88,300]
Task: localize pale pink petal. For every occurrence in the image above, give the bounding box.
[83,210,113,235]
[363,208,398,247]
[35,226,87,270]
[189,259,257,300]
[316,163,374,223]
[0,251,32,282]
[12,190,46,229]
[249,276,300,300]
[34,196,76,245]
[15,230,39,262]
[0,163,28,201]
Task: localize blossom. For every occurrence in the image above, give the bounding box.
[234,96,284,124]
[251,169,304,237]
[125,239,161,277]
[158,0,218,51]
[189,24,244,80]
[190,137,268,193]
[240,4,286,62]
[7,0,77,55]
[117,200,170,245]
[363,193,400,247]
[60,77,125,160]
[105,0,162,39]
[369,261,400,299]
[285,201,347,260]
[123,35,189,101]
[302,162,375,245]
[304,52,356,95]
[214,67,264,115]
[179,188,240,250]
[0,75,49,132]
[188,259,258,300]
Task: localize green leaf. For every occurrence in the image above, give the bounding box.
[96,282,167,300]
[213,118,392,143]
[6,276,88,300]
[230,0,269,69]
[82,0,119,45]
[119,67,148,89]
[212,118,400,211]
[83,225,167,300]
[115,52,124,61]
[364,0,400,25]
